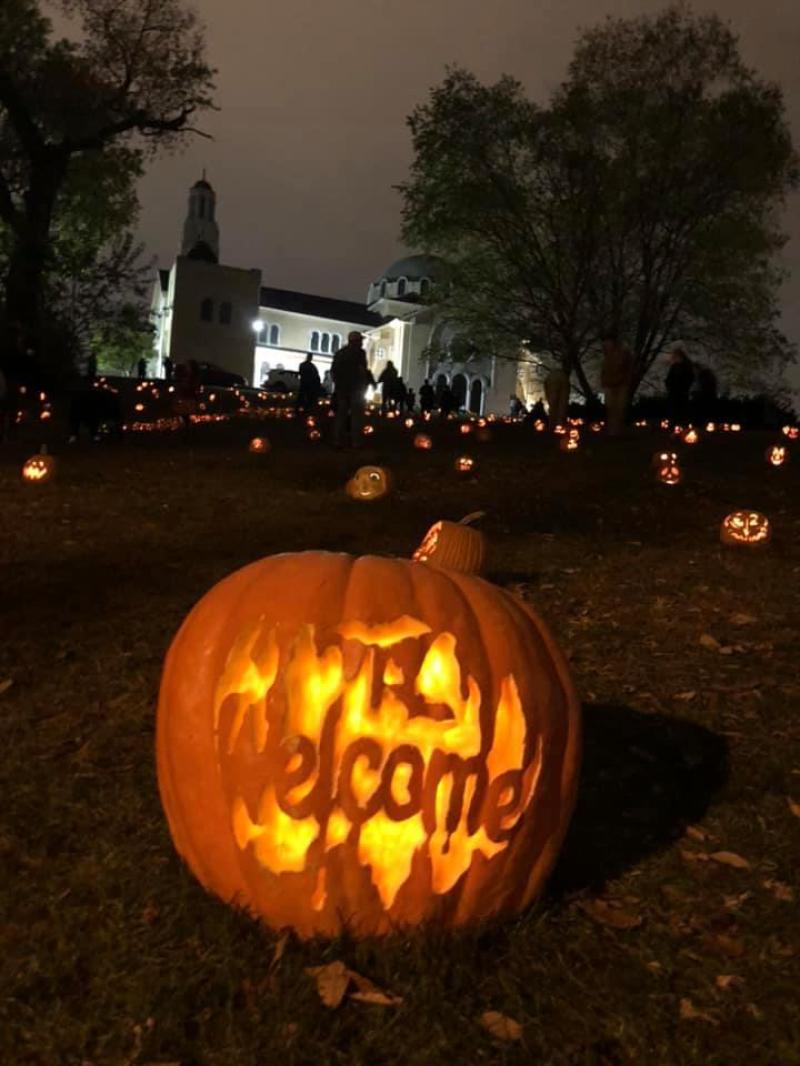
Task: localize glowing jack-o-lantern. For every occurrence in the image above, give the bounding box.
[413,512,487,575]
[559,429,580,452]
[651,449,678,471]
[307,429,321,443]
[455,455,475,475]
[682,428,699,445]
[589,421,604,433]
[460,423,472,436]
[346,466,392,501]
[414,433,433,450]
[249,437,270,454]
[657,460,682,485]
[156,551,581,937]
[765,444,789,467]
[404,418,414,429]
[362,424,375,436]
[782,425,799,441]
[720,511,771,548]
[22,447,55,484]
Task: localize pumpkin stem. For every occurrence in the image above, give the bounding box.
[459,511,486,527]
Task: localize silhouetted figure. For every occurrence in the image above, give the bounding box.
[378,360,399,413]
[395,377,408,413]
[509,395,525,417]
[439,386,456,417]
[85,353,97,380]
[297,352,321,413]
[332,331,368,447]
[694,364,718,425]
[601,333,634,437]
[406,388,416,412]
[544,367,570,429]
[665,346,694,425]
[68,385,122,442]
[163,356,174,381]
[419,379,435,413]
[137,357,148,380]
[174,361,200,425]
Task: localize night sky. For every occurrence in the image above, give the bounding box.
[134,0,800,395]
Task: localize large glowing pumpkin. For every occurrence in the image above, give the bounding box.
[22,447,55,483]
[156,552,580,938]
[720,511,771,548]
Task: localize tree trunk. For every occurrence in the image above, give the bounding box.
[1,153,67,374]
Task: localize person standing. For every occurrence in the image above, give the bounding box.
[137,356,148,380]
[163,355,174,381]
[296,352,321,413]
[331,331,368,447]
[544,366,570,430]
[665,345,695,425]
[419,379,434,413]
[601,333,633,437]
[378,360,399,414]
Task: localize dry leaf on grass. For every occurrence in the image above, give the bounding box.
[715,974,744,991]
[674,690,697,701]
[680,849,709,863]
[305,962,402,1009]
[269,931,289,974]
[713,934,745,958]
[710,851,751,870]
[679,998,718,1025]
[787,797,800,819]
[684,825,709,842]
[577,899,643,930]
[729,613,757,626]
[699,633,721,651]
[762,879,794,902]
[0,678,13,697]
[305,961,350,1008]
[480,1011,523,1042]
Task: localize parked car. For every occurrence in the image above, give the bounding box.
[262,368,300,395]
[196,362,246,388]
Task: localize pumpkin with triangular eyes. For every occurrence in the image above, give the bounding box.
[346,466,392,501]
[720,511,771,548]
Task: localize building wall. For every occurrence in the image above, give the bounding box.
[252,308,375,384]
[168,257,262,382]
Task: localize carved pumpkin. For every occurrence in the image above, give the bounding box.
[404,418,415,429]
[589,421,604,433]
[657,460,682,485]
[765,444,789,467]
[413,512,487,575]
[249,437,270,454]
[346,466,392,501]
[559,429,580,452]
[307,429,321,442]
[454,455,475,475]
[460,423,472,436]
[720,511,771,548]
[156,551,581,938]
[414,434,433,450]
[362,424,375,436]
[782,425,799,441]
[22,447,55,483]
[682,428,699,445]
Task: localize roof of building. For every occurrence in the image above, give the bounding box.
[187,240,219,264]
[259,286,385,327]
[193,178,213,191]
[377,253,448,283]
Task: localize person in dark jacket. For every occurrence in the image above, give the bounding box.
[419,379,435,413]
[665,345,695,425]
[378,360,399,413]
[331,331,368,447]
[296,353,321,413]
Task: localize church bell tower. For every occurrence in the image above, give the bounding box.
[181,172,220,262]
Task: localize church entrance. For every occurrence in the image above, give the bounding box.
[434,373,448,397]
[451,373,467,410]
[469,378,484,414]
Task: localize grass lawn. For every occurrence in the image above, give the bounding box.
[1,406,798,1065]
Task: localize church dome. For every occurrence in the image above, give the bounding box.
[367,253,448,307]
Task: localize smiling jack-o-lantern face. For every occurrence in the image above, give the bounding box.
[454,455,475,475]
[782,425,799,440]
[765,444,789,468]
[657,460,682,485]
[22,449,55,483]
[414,433,433,450]
[720,511,771,547]
[346,466,392,501]
[249,437,269,454]
[156,552,580,937]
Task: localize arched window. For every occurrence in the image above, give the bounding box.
[310,331,320,352]
[198,198,205,220]
[258,323,269,345]
[397,278,407,297]
[269,324,280,346]
[331,334,341,352]
[219,301,232,325]
[380,280,387,298]
[200,297,214,321]
[321,332,330,354]
[420,277,431,296]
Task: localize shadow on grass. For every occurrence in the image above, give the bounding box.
[548,701,729,898]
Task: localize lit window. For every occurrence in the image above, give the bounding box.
[200,297,214,321]
[380,281,386,298]
[269,324,280,346]
[219,301,232,325]
[310,331,320,352]
[321,332,330,354]
[332,334,341,352]
[397,278,407,297]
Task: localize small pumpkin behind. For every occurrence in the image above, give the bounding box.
[413,512,487,575]
[22,446,56,484]
[346,465,392,501]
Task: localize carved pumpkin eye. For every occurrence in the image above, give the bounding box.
[157,553,580,938]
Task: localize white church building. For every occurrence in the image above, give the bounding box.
[150,177,521,414]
